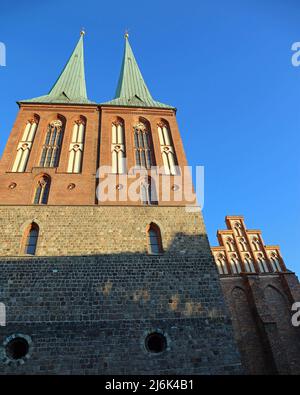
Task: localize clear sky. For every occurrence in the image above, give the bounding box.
[0,0,299,275]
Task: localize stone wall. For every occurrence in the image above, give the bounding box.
[0,206,207,257]
[0,206,242,374]
[0,255,241,374]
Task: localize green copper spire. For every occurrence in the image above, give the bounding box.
[102,34,174,109]
[20,31,94,105]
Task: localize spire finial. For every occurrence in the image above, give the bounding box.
[80,28,86,36]
[124,29,129,39]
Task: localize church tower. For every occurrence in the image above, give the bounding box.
[0,32,99,206]
[0,34,242,374]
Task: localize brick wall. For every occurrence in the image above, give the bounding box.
[0,104,99,206]
[220,273,300,375]
[0,104,195,207]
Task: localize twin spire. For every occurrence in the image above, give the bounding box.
[22,32,93,105]
[21,33,173,109]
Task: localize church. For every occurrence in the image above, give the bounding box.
[0,32,299,375]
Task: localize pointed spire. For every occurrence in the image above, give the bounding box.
[102,35,174,109]
[20,32,94,105]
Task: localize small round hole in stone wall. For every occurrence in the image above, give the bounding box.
[5,337,29,360]
[8,182,17,190]
[145,332,167,353]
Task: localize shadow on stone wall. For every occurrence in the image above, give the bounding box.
[0,232,243,375]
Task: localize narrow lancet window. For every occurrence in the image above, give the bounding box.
[24,223,39,255]
[216,253,228,275]
[147,223,163,254]
[111,119,126,174]
[33,175,50,205]
[12,116,39,172]
[257,253,269,273]
[269,252,282,272]
[157,121,178,175]
[140,177,158,205]
[67,117,86,173]
[230,254,242,274]
[244,254,255,273]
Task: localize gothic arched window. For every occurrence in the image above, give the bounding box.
[239,238,247,252]
[24,223,39,255]
[257,253,269,273]
[234,222,242,237]
[147,223,163,254]
[67,117,86,173]
[140,177,158,205]
[216,253,228,275]
[252,237,260,251]
[230,254,241,274]
[226,237,235,252]
[12,115,39,172]
[269,252,282,272]
[134,120,155,170]
[112,118,126,174]
[40,118,65,167]
[33,175,50,205]
[157,120,178,175]
[244,254,255,273]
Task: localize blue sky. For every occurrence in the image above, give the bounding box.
[0,0,299,275]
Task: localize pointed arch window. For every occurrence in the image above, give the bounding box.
[239,238,247,252]
[216,253,228,275]
[257,253,269,273]
[230,254,242,274]
[134,121,155,169]
[244,254,255,273]
[112,119,126,174]
[252,237,260,251]
[226,237,235,252]
[68,117,86,173]
[269,252,282,272]
[157,121,178,175]
[40,119,64,167]
[24,223,39,255]
[147,223,163,254]
[33,175,50,205]
[234,222,242,237]
[12,116,39,172]
[140,177,158,205]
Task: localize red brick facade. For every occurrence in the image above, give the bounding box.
[212,216,300,374]
[0,104,99,205]
[0,104,195,207]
